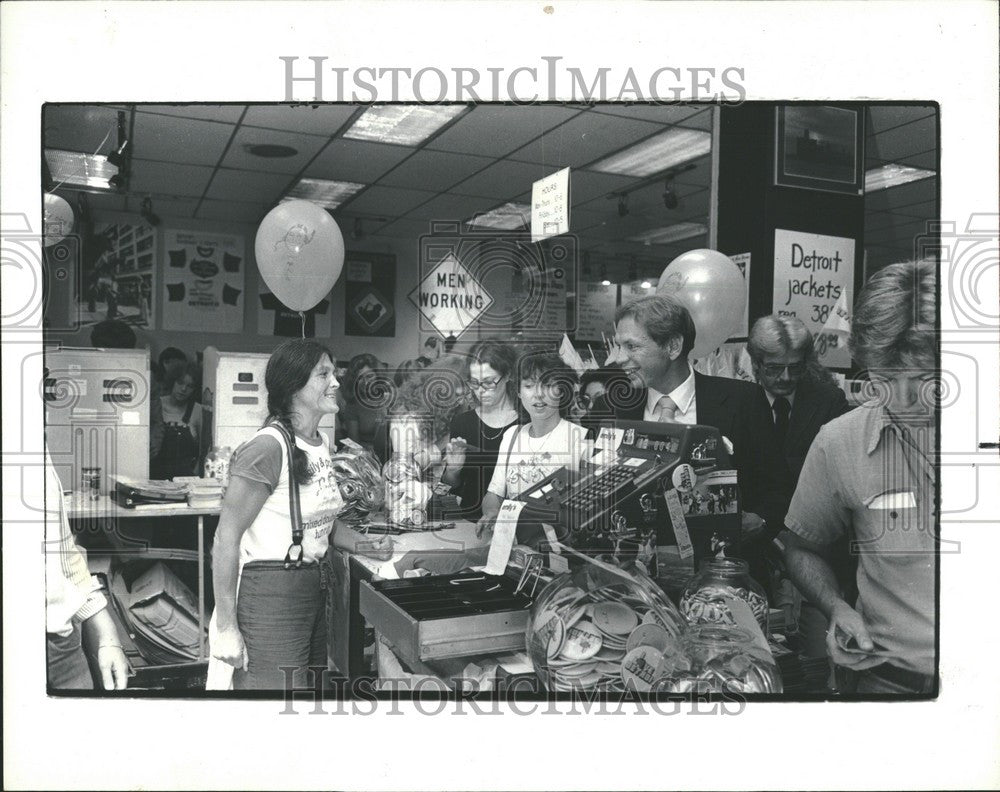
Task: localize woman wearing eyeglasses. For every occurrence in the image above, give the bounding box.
[210,339,392,690]
[439,340,522,520]
[477,350,588,536]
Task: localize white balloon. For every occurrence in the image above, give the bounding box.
[657,249,747,359]
[43,193,74,246]
[254,200,345,312]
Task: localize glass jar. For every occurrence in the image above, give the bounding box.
[679,557,769,633]
[203,446,232,490]
[525,560,686,693]
[657,624,783,694]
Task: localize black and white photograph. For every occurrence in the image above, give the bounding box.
[2,2,998,791]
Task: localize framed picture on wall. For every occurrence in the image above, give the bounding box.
[774,105,864,195]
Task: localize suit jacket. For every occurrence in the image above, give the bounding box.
[782,377,852,484]
[588,372,793,538]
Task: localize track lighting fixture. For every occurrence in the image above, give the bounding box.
[600,263,611,286]
[662,181,679,210]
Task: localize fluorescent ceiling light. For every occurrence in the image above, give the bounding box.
[591,128,711,177]
[628,222,708,245]
[864,163,936,192]
[465,202,530,230]
[344,105,465,145]
[282,178,365,210]
[45,148,119,190]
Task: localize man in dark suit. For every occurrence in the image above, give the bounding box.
[590,295,792,548]
[748,313,853,658]
[747,315,852,484]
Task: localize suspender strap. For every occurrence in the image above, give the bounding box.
[267,420,305,569]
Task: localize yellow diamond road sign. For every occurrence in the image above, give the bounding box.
[409,253,493,338]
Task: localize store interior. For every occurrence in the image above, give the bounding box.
[42,101,939,696]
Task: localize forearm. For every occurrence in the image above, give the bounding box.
[81,606,120,649]
[212,527,242,631]
[782,536,845,618]
[480,492,502,521]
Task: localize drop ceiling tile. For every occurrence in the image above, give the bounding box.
[84,192,128,213]
[340,184,436,216]
[221,127,330,174]
[307,138,413,183]
[197,198,269,224]
[563,171,636,204]
[864,177,936,212]
[132,112,235,165]
[867,114,937,163]
[377,149,494,192]
[511,112,664,168]
[866,105,936,136]
[373,218,439,240]
[242,104,358,136]
[134,104,247,123]
[44,105,123,153]
[450,159,552,199]
[589,104,708,126]
[129,159,215,198]
[427,104,581,156]
[126,194,198,219]
[205,168,293,203]
[403,192,497,222]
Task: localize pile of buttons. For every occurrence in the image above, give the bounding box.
[527,562,686,693]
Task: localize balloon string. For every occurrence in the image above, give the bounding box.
[299,311,306,339]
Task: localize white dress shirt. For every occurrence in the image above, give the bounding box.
[643,368,697,424]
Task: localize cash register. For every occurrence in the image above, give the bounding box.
[513,420,741,566]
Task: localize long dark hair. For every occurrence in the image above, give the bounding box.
[467,338,518,407]
[264,339,335,484]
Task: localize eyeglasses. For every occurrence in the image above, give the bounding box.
[467,376,505,391]
[761,362,806,377]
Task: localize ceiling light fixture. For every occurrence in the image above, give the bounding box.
[640,280,653,289]
[592,128,712,178]
[282,177,365,210]
[344,105,465,146]
[107,138,130,168]
[864,163,936,192]
[140,197,161,227]
[466,202,530,230]
[627,222,708,245]
[245,143,300,159]
[45,149,120,191]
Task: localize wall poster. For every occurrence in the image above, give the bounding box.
[162,229,244,332]
[77,221,156,329]
[344,251,396,337]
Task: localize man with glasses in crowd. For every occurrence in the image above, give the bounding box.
[748,314,852,658]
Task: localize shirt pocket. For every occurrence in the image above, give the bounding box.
[853,490,934,555]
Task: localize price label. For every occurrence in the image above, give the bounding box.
[663,489,694,559]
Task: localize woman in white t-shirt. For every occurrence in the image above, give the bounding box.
[478,351,588,536]
[210,340,392,690]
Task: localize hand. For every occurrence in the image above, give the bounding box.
[211,625,249,670]
[476,513,495,539]
[97,645,129,690]
[740,511,767,540]
[826,601,883,670]
[443,437,468,469]
[356,533,395,561]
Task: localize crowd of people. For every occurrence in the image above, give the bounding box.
[57,258,936,696]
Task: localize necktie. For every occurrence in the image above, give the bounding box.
[772,396,790,445]
[654,395,678,423]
